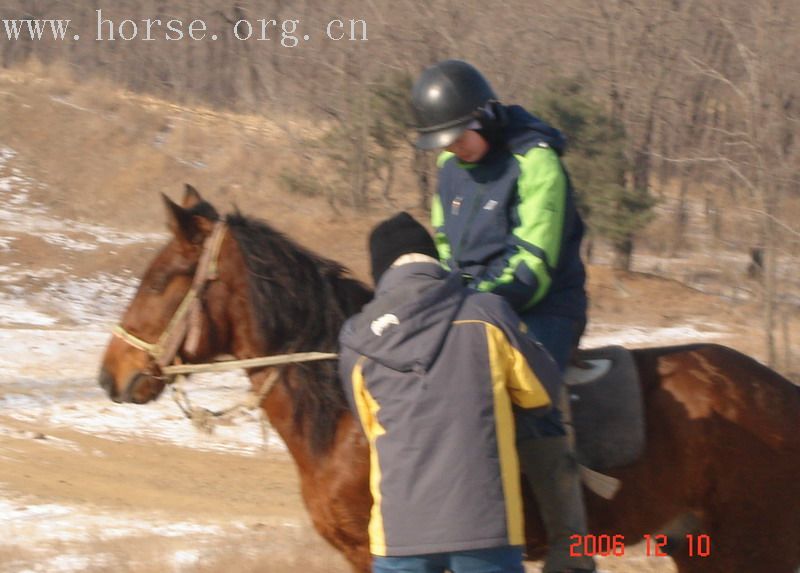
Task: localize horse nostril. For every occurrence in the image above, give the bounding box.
[122,371,163,404]
[99,367,117,398]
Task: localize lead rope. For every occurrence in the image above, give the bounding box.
[163,352,337,442]
[170,367,283,438]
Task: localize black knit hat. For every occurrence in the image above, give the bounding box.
[369,212,439,284]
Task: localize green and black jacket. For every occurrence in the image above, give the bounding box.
[431,105,587,319]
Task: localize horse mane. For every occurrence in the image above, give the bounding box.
[225,212,373,455]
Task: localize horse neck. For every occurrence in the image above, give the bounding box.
[259,378,315,470]
[219,231,366,474]
[257,377,362,476]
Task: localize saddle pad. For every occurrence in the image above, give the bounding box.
[565,345,645,470]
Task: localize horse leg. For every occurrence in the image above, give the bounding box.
[300,420,373,573]
[338,544,371,573]
[263,387,373,572]
[697,416,800,572]
[304,495,371,573]
[302,471,372,573]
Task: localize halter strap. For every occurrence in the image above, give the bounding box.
[111,325,157,354]
[113,221,228,369]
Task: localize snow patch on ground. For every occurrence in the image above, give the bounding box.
[49,95,95,114]
[36,272,139,327]
[0,327,286,456]
[0,328,108,379]
[12,553,114,573]
[0,294,56,327]
[0,145,165,341]
[0,265,67,284]
[0,147,15,163]
[0,268,137,329]
[41,232,99,252]
[171,549,201,567]
[0,144,165,252]
[0,493,225,543]
[583,322,729,348]
[0,485,309,573]
[0,488,240,573]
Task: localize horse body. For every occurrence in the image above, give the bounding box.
[574,344,800,572]
[99,187,800,573]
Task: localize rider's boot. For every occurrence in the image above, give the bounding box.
[517,435,596,573]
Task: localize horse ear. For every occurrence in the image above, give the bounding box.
[182,184,203,208]
[162,193,208,245]
[163,193,190,239]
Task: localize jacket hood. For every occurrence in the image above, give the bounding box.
[502,105,567,156]
[338,262,466,373]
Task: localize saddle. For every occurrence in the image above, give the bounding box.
[564,345,645,470]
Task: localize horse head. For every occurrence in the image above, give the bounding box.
[98,184,238,404]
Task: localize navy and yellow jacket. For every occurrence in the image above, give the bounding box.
[338,261,561,557]
[431,105,587,319]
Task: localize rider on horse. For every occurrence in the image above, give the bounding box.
[411,60,594,573]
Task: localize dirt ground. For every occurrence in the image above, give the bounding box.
[0,414,353,573]
[0,414,675,573]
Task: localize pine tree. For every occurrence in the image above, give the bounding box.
[529,77,655,268]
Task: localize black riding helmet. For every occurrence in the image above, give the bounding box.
[411,60,497,150]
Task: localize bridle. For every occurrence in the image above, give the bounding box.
[112,221,228,373]
[109,219,338,430]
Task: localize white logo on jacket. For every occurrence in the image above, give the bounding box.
[371,314,399,336]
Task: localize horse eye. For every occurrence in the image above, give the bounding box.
[149,275,169,293]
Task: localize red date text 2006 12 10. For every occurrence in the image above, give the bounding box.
[569,534,712,558]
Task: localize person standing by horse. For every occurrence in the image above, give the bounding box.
[338,212,561,573]
[411,60,595,573]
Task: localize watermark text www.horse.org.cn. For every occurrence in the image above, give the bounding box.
[2,10,368,48]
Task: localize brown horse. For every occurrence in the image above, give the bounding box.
[99,186,800,573]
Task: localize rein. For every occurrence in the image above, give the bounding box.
[167,351,338,435]
[112,221,339,431]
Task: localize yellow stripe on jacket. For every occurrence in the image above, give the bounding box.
[454,319,552,544]
[352,357,388,556]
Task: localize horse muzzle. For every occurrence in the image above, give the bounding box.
[98,366,121,402]
[123,370,167,404]
[99,367,166,404]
